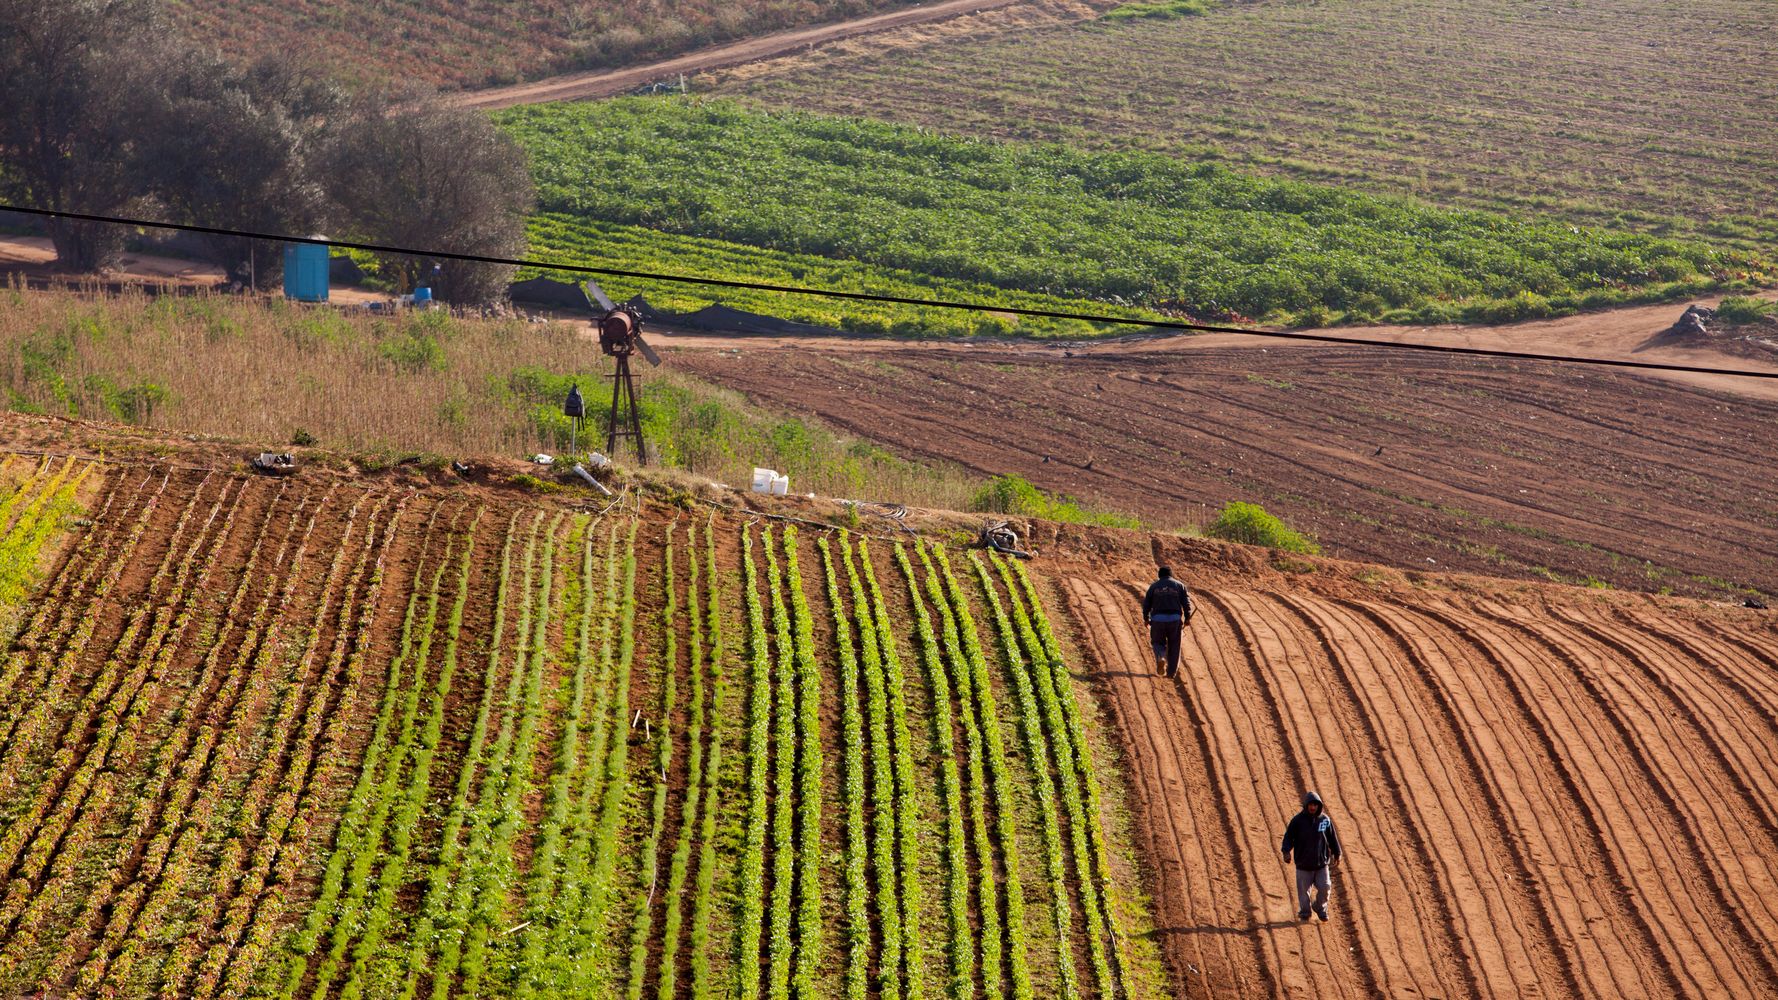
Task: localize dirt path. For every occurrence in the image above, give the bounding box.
[1056,557,1778,999]
[449,0,1035,111]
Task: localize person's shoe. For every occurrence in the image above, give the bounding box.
[1314,907,1329,922]
[1298,911,1311,921]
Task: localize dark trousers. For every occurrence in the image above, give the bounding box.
[1149,619,1182,674]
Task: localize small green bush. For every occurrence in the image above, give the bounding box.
[1104,0,1217,19]
[1207,501,1320,554]
[970,474,1141,529]
[1716,296,1778,324]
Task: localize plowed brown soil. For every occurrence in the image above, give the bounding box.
[673,338,1778,598]
[1049,534,1778,1000]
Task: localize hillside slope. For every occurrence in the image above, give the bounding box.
[1045,531,1778,999]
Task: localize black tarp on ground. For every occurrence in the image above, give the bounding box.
[509,276,593,310]
[627,295,835,336]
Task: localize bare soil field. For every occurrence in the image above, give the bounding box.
[452,0,1059,110]
[672,335,1778,598]
[718,0,1778,250]
[1040,528,1778,999]
[171,0,991,91]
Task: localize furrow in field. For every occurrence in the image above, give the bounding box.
[1056,576,1263,1000]
[1333,597,1595,1000]
[1269,592,1569,998]
[1406,602,1701,998]
[1469,602,1778,987]
[1167,583,1376,999]
[1211,588,1464,1000]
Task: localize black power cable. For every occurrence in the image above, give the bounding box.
[6,202,1776,381]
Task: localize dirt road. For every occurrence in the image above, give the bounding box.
[1052,544,1778,999]
[449,0,1032,110]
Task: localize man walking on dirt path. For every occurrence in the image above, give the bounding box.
[1142,566,1194,677]
[1281,790,1343,922]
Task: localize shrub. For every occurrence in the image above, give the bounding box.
[1206,501,1321,554]
[1716,296,1778,324]
[969,475,1141,529]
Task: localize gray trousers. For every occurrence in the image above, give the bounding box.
[1296,866,1331,915]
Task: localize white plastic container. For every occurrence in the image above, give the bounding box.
[751,467,777,493]
[770,474,790,496]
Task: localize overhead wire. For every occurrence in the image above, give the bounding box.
[5,202,1776,381]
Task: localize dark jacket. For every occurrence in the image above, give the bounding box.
[1281,810,1342,871]
[1143,578,1194,623]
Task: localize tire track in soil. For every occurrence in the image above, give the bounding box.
[1270,592,1558,998]
[1057,576,1264,1000]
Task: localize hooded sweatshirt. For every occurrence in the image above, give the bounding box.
[1281,794,1342,871]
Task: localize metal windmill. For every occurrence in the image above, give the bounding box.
[587,278,661,463]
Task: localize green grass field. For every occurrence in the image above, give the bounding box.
[718,0,1778,253]
[501,97,1762,329]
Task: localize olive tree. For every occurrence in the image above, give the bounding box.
[322,94,534,305]
[0,0,166,270]
[138,53,342,287]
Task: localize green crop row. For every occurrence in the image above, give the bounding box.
[658,519,716,1000]
[458,513,562,997]
[338,511,484,1000]
[507,517,599,999]
[524,519,622,996]
[970,554,1078,1000]
[89,490,363,996]
[397,510,525,1000]
[0,475,241,986]
[928,544,1032,1000]
[521,213,1152,340]
[1004,559,1127,996]
[857,539,927,1000]
[625,521,682,1000]
[502,98,1767,327]
[914,543,1006,1000]
[0,458,91,610]
[763,527,797,1000]
[0,463,132,717]
[285,507,457,999]
[780,526,826,1000]
[565,519,641,995]
[689,515,729,1000]
[54,487,308,992]
[893,543,975,1000]
[735,526,773,1000]
[818,535,872,1000]
[841,536,904,1000]
[203,495,406,1000]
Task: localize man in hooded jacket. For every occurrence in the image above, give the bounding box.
[1141,566,1194,677]
[1281,790,1342,921]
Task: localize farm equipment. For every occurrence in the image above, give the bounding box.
[588,277,662,464]
[980,520,1033,559]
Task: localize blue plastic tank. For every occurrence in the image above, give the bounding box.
[282,241,330,302]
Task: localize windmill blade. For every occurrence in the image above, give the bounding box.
[634,334,663,367]
[585,278,615,312]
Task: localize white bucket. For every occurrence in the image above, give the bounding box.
[770,474,790,496]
